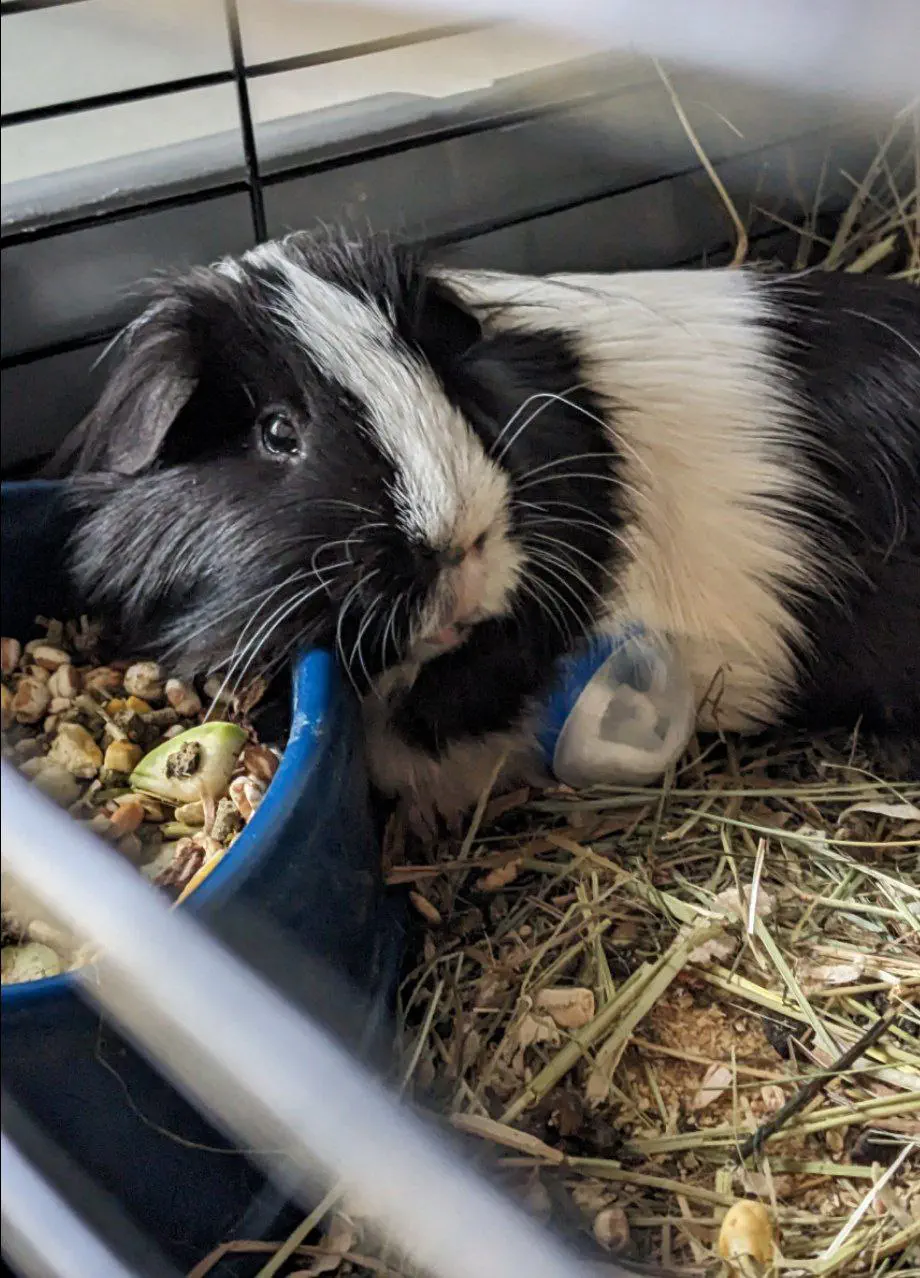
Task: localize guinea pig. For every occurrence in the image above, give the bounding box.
[49,231,920,824]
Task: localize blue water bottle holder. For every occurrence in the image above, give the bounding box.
[537,625,696,788]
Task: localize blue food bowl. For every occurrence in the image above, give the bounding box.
[1,480,405,1270]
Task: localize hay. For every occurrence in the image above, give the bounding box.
[381,109,920,1278]
[390,732,918,1275]
[749,101,920,279]
[197,109,919,1278]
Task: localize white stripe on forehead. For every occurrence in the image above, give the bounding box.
[235,243,507,547]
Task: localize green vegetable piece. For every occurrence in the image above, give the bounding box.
[129,722,247,806]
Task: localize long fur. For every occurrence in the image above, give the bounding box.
[444,267,832,729]
[49,232,920,820]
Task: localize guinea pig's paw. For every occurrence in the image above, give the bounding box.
[364,717,524,838]
[404,760,483,838]
[393,783,463,846]
[412,738,529,835]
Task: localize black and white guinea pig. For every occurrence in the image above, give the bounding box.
[50,232,920,822]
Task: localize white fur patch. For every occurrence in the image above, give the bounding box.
[443,266,830,731]
[239,242,526,651]
[242,242,509,552]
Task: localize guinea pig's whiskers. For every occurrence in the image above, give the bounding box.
[220,584,327,716]
[532,561,598,630]
[517,471,625,499]
[208,587,323,719]
[349,593,384,694]
[159,575,312,663]
[516,451,615,484]
[335,570,380,697]
[515,576,575,648]
[310,523,388,577]
[512,391,655,483]
[381,591,407,675]
[528,554,598,640]
[344,521,389,560]
[241,623,309,698]
[308,498,381,519]
[334,585,363,692]
[490,385,582,462]
[311,537,356,574]
[216,556,348,675]
[542,516,631,558]
[529,549,607,616]
[516,500,629,549]
[514,551,583,647]
[518,496,610,519]
[533,578,587,650]
[515,454,644,509]
[208,570,347,718]
[522,529,616,582]
[205,569,318,677]
[163,526,354,667]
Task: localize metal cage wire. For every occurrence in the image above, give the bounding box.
[0,0,495,371]
[1,764,620,1278]
[0,19,614,1262]
[3,3,919,1274]
[5,0,916,476]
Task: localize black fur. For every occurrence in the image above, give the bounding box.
[48,235,919,786]
[51,233,619,748]
[762,273,920,741]
[391,326,617,754]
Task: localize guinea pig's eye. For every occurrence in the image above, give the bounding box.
[258,409,302,459]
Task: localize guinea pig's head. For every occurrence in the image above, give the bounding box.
[56,233,617,693]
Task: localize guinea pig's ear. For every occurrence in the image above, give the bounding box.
[384,241,483,367]
[415,273,483,364]
[46,298,197,477]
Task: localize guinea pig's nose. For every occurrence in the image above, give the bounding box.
[438,545,466,569]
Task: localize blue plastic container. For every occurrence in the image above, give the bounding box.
[1,481,405,1270]
[536,624,695,787]
[536,625,649,765]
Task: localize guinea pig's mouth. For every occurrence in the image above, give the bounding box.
[415,621,473,657]
[411,615,480,664]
